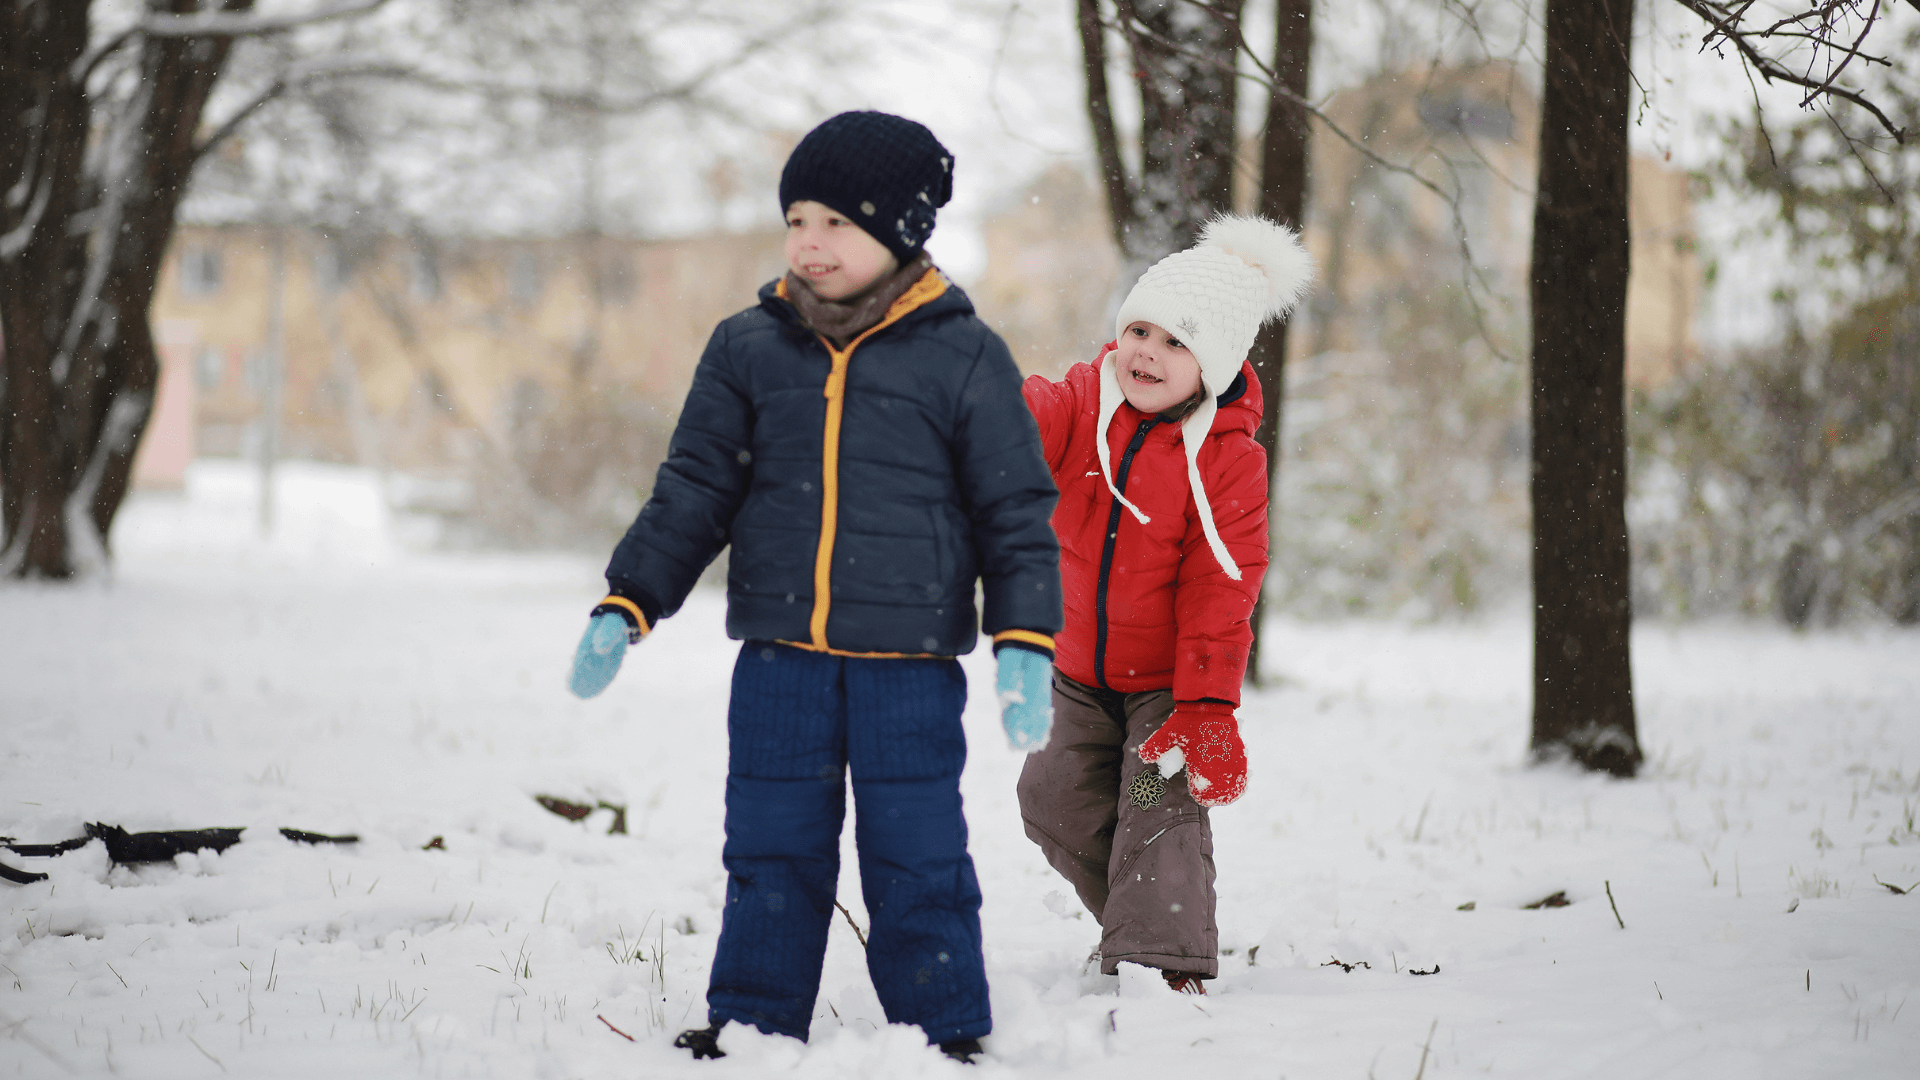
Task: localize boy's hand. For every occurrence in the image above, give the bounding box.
[1139,703,1247,806]
[568,612,633,699]
[995,648,1054,751]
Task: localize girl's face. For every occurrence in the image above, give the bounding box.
[1114,321,1203,414]
[784,200,900,300]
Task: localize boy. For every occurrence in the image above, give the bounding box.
[566,111,1060,1063]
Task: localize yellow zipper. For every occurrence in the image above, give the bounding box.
[778,269,949,651]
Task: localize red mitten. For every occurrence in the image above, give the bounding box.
[1138,702,1247,807]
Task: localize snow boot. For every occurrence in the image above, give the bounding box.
[940,1038,983,1063]
[1163,971,1207,995]
[673,1024,726,1060]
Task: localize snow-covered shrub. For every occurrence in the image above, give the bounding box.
[1629,288,1920,625]
[1272,286,1530,619]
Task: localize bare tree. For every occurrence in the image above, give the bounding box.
[3,0,857,575]
[1677,0,1911,144]
[1527,0,1640,777]
[1530,0,1910,775]
[1078,0,1247,268]
[211,0,854,547]
[1244,0,1313,685]
[0,0,386,579]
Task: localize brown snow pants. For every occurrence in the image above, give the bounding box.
[1016,671,1217,979]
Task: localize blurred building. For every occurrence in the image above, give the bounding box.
[134,62,1700,573]
[966,63,1706,619]
[973,164,1124,377]
[1288,61,1701,386]
[973,62,1701,388]
[138,226,785,538]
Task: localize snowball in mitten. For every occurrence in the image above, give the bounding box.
[568,612,631,699]
[1138,703,1247,806]
[996,647,1055,751]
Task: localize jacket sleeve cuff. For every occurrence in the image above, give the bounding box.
[991,629,1055,661]
[593,591,656,644]
[1174,699,1237,716]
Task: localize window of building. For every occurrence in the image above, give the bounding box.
[1416,95,1514,140]
[180,244,223,297]
[509,251,543,306]
[597,252,636,305]
[420,369,458,413]
[314,241,354,295]
[245,347,279,395]
[410,245,442,302]
[195,345,226,389]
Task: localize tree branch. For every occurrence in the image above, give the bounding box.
[137,0,390,39]
[1672,0,1907,143]
[191,0,817,164]
[1207,11,1515,358]
[73,0,391,86]
[192,59,414,162]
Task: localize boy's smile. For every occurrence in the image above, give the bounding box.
[784,200,900,301]
[1114,321,1203,415]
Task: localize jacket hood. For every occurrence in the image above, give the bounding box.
[1208,360,1264,439]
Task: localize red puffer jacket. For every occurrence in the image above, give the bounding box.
[1022,346,1269,704]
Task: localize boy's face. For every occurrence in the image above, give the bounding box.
[785,200,900,301]
[1114,321,1203,414]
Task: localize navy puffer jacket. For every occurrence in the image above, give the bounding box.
[603,269,1062,657]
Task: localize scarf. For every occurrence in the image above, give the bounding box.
[783,252,936,348]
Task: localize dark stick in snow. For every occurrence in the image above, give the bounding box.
[0,862,48,885]
[834,900,868,948]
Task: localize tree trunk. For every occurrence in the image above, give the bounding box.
[0,1,251,578]
[1076,0,1136,254]
[1079,1,1244,267]
[1,2,92,578]
[1527,0,1642,776]
[1114,0,1244,263]
[1245,0,1313,687]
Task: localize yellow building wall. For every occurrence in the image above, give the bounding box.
[149,225,787,480]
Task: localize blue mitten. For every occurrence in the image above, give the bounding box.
[568,612,631,699]
[996,647,1054,751]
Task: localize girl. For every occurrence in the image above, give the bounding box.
[1016,215,1310,993]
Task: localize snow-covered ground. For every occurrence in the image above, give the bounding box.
[4,461,1918,1079]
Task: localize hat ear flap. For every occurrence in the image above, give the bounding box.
[1096,352,1152,526]
[1181,400,1241,581]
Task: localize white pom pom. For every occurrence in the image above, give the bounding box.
[1197,213,1314,319]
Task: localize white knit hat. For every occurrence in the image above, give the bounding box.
[1098,214,1313,580]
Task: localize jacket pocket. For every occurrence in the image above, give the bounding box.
[927,506,952,596]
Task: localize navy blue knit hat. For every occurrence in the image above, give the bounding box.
[778,111,954,263]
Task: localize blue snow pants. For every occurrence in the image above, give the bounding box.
[705,642,990,1044]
